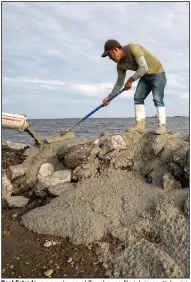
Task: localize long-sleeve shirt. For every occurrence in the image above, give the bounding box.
[110,43,164,95]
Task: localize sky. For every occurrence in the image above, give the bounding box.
[2,2,189,118]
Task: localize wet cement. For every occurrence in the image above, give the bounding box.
[5,131,189,278]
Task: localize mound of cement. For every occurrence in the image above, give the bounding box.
[4,131,189,278]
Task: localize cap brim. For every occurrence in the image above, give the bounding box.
[101,51,109,57]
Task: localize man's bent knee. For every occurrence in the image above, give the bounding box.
[134,98,145,105]
[153,99,164,107]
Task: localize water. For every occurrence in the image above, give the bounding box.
[2,117,189,145]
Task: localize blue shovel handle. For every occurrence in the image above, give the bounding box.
[61,87,126,134]
[81,87,126,121]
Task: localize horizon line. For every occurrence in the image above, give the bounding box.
[27,116,189,119]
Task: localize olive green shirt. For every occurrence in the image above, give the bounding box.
[111,43,164,95]
[118,43,164,74]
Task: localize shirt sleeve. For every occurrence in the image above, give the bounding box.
[128,44,148,81]
[132,56,148,81]
[110,68,126,95]
[129,44,144,60]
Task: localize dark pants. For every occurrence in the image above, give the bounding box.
[134,72,167,107]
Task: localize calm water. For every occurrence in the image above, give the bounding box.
[2,117,189,145]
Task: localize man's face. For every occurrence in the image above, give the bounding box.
[108,48,122,62]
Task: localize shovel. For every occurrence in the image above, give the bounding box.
[46,87,126,143]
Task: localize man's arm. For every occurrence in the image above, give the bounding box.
[130,44,148,81]
[132,56,148,81]
[110,69,126,95]
[125,44,148,89]
[102,69,126,106]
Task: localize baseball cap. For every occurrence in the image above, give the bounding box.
[101,39,122,57]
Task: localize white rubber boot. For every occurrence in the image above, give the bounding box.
[126,104,146,133]
[155,106,166,135]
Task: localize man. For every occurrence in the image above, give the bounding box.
[101,39,167,135]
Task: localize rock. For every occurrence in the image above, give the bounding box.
[173,155,182,166]
[6,164,26,181]
[3,141,30,151]
[67,257,73,263]
[2,174,13,198]
[172,150,189,188]
[37,163,54,180]
[170,163,185,186]
[39,169,72,188]
[93,138,100,145]
[166,147,189,188]
[2,145,26,169]
[150,134,187,161]
[99,149,134,170]
[44,269,53,277]
[105,270,112,277]
[172,149,189,168]
[184,198,189,217]
[48,183,76,196]
[33,182,48,198]
[43,240,57,247]
[60,142,96,169]
[73,162,99,180]
[113,156,133,170]
[22,146,38,158]
[26,179,37,188]
[6,196,29,208]
[99,135,126,154]
[26,199,42,210]
[150,136,165,156]
[162,173,181,190]
[184,165,189,186]
[12,178,35,195]
[99,131,112,139]
[57,139,89,156]
[51,170,72,182]
[43,241,52,247]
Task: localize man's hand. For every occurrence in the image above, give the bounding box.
[102,94,112,106]
[125,77,134,90]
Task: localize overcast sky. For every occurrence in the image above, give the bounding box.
[2,2,189,118]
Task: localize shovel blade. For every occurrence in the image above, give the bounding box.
[46,131,75,143]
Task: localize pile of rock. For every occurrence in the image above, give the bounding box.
[2,131,190,278]
[2,132,189,209]
[57,131,189,189]
[2,142,30,208]
[33,163,75,198]
[2,141,29,169]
